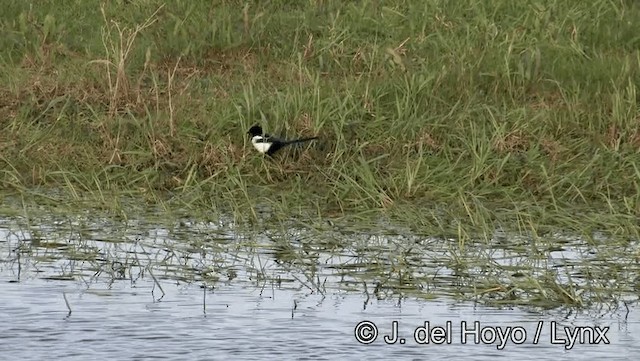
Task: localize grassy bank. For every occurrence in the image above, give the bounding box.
[1,0,640,237]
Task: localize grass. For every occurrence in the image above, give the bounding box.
[1,2,640,246]
[5,199,638,310]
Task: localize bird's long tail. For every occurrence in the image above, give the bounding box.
[284,137,319,145]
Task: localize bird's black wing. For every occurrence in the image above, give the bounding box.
[257,133,284,144]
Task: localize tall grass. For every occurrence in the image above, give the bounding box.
[0,0,639,236]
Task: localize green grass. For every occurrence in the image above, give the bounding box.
[1,0,640,239]
[6,198,639,310]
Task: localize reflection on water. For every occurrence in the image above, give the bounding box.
[0,214,639,360]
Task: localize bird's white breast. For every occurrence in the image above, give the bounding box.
[251,136,271,154]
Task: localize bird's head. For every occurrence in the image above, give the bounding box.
[247,125,263,137]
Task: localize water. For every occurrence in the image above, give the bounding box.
[1,213,638,360]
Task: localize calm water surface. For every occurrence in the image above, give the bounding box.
[0,214,637,360]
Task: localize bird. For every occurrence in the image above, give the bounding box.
[247,124,318,156]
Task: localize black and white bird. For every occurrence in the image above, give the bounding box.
[247,124,318,156]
